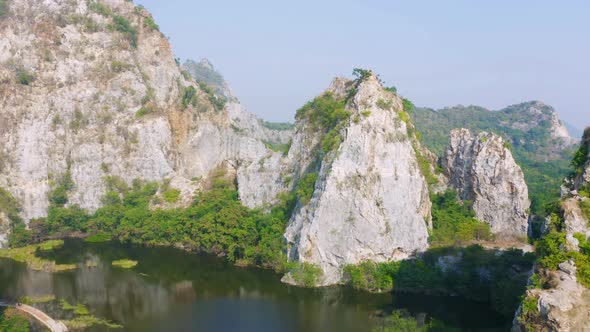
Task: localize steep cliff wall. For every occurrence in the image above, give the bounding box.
[0,0,285,245]
[284,74,431,286]
[442,129,530,237]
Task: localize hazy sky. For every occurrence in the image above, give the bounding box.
[138,0,589,129]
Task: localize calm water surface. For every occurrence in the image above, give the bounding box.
[0,239,509,331]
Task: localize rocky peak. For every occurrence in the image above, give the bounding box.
[442,129,530,238]
[502,101,575,145]
[284,72,431,286]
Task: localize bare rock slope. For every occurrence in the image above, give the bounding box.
[284,75,432,285]
[0,0,287,244]
[443,129,530,237]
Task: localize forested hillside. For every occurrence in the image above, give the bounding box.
[410,102,576,216]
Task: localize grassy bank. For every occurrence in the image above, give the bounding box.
[0,240,76,272]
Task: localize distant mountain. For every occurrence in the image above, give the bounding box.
[409,101,577,215]
[182,58,237,101]
[566,122,584,139]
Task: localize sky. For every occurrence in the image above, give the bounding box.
[138,0,590,130]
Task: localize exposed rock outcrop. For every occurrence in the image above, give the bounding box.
[442,129,530,237]
[0,0,287,245]
[284,75,431,286]
[513,128,590,332]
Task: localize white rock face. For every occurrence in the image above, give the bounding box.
[442,129,530,237]
[516,265,590,332]
[0,0,289,243]
[284,76,431,286]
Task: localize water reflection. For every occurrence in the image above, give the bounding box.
[0,239,508,332]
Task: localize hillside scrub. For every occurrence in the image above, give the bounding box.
[0,308,30,332]
[429,190,493,246]
[11,170,297,273]
[296,92,350,154]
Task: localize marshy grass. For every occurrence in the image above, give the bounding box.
[19,295,56,304]
[0,240,77,272]
[111,259,138,269]
[84,233,112,243]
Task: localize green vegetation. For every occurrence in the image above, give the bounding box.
[64,315,123,330]
[262,121,295,131]
[262,140,291,155]
[344,245,534,317]
[136,104,156,117]
[534,228,590,288]
[0,0,9,19]
[112,259,138,269]
[16,69,34,85]
[143,16,159,31]
[198,82,226,111]
[16,169,297,273]
[290,262,323,287]
[182,86,197,109]
[0,308,30,332]
[110,61,127,73]
[372,311,427,332]
[60,299,122,329]
[84,233,112,243]
[429,191,492,246]
[515,294,542,332]
[409,104,575,216]
[0,240,77,272]
[571,142,589,176]
[48,171,75,208]
[162,188,181,203]
[352,68,372,81]
[414,147,438,187]
[89,1,111,16]
[111,15,137,48]
[0,187,32,247]
[19,295,56,304]
[581,199,590,220]
[89,1,138,48]
[60,299,90,315]
[295,173,318,205]
[182,59,228,98]
[296,92,350,154]
[181,83,226,111]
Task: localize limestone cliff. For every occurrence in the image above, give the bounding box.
[0,0,286,245]
[284,75,431,286]
[442,129,530,237]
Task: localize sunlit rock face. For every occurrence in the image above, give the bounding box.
[0,0,291,244]
[284,75,431,286]
[442,129,530,238]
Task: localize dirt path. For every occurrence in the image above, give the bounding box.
[0,300,68,332]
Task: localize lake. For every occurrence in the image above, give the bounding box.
[0,239,510,331]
